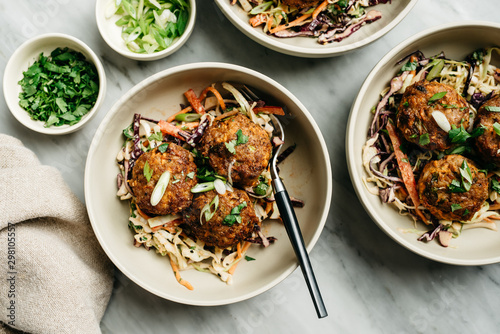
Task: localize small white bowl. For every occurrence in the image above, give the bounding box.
[3,33,106,135]
[347,21,500,265]
[85,62,332,305]
[214,0,418,58]
[95,0,196,61]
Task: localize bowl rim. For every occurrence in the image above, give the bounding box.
[346,20,500,266]
[95,0,196,61]
[3,32,106,135]
[214,0,419,58]
[84,61,333,305]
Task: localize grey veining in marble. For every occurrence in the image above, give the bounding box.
[2,0,500,333]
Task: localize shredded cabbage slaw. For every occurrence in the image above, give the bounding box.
[116,82,299,289]
[363,48,500,247]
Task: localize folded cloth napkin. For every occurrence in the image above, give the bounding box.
[0,134,113,334]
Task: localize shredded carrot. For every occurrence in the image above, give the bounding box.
[169,256,193,290]
[135,205,152,220]
[269,12,312,34]
[409,55,418,76]
[253,106,285,115]
[158,119,185,140]
[249,14,267,27]
[228,241,252,275]
[214,109,239,121]
[198,86,226,111]
[167,106,193,122]
[489,202,500,211]
[265,201,273,215]
[176,122,199,130]
[312,0,329,19]
[184,89,205,114]
[386,122,428,224]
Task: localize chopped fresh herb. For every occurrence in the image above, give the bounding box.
[451,203,462,212]
[158,143,169,153]
[409,133,418,139]
[17,47,99,127]
[485,106,500,112]
[493,122,500,136]
[402,101,409,107]
[448,179,466,193]
[123,124,134,139]
[428,91,447,104]
[463,209,470,216]
[401,61,417,72]
[492,178,500,194]
[419,133,430,146]
[448,124,470,144]
[245,255,256,261]
[148,132,163,142]
[401,158,408,163]
[223,201,247,226]
[253,179,269,196]
[143,161,153,182]
[225,129,249,154]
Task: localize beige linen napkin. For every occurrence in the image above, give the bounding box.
[0,134,113,334]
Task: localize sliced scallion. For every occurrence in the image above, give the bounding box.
[150,171,171,206]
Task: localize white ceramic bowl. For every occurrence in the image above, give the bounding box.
[214,0,418,58]
[85,62,332,305]
[95,0,196,61]
[3,33,106,135]
[347,21,500,265]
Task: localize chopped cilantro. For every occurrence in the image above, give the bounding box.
[492,178,500,194]
[245,255,256,261]
[148,132,163,142]
[158,143,169,153]
[222,201,247,226]
[225,129,249,154]
[428,91,447,104]
[401,61,418,72]
[419,133,430,146]
[17,47,99,127]
[451,203,462,212]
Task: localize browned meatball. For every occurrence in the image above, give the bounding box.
[474,95,500,166]
[417,154,488,221]
[182,189,258,249]
[129,143,197,216]
[199,114,272,188]
[282,0,321,8]
[397,81,470,151]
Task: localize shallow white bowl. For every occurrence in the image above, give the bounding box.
[214,0,418,58]
[3,33,106,135]
[95,0,196,61]
[85,62,332,305]
[347,21,500,265]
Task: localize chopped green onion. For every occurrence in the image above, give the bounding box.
[428,91,447,104]
[493,122,500,136]
[111,0,190,54]
[426,59,444,81]
[150,171,171,206]
[485,106,500,112]
[191,182,215,193]
[175,113,202,122]
[200,195,219,225]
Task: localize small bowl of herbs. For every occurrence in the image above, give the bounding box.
[95,0,196,61]
[3,33,106,135]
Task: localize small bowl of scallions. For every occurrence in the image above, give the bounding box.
[3,33,106,135]
[96,0,196,61]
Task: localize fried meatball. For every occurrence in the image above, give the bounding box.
[182,189,258,249]
[474,95,500,166]
[282,0,322,8]
[397,81,470,151]
[417,154,488,221]
[129,143,197,216]
[199,114,272,188]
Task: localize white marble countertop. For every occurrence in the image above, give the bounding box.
[2,0,500,333]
